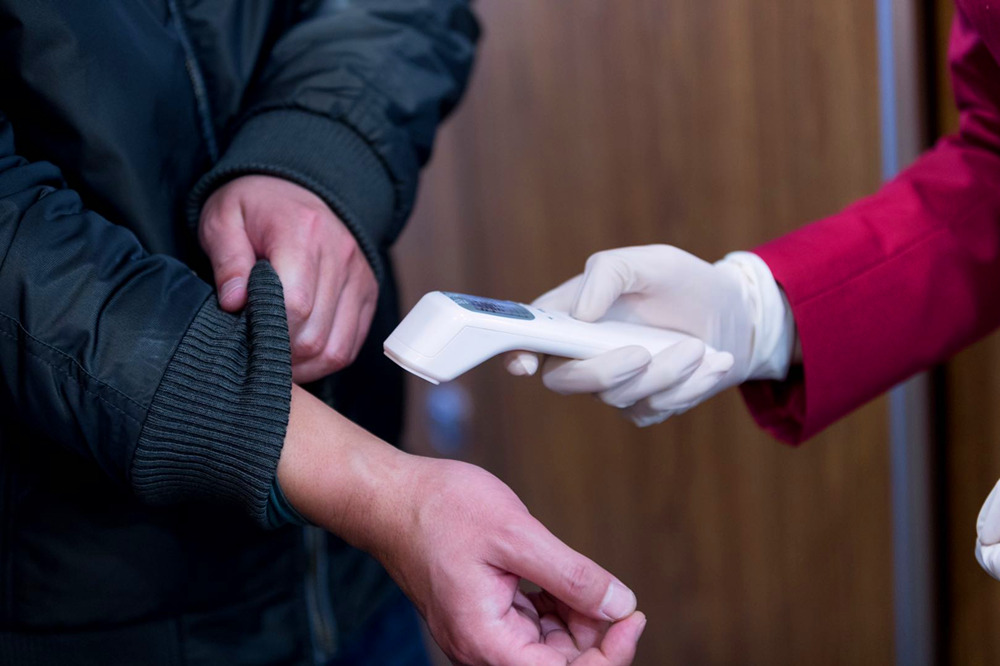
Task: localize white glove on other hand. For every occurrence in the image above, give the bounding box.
[507,245,796,427]
[976,478,1000,581]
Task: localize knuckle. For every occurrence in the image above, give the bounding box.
[294,333,325,360]
[562,561,598,600]
[293,204,324,230]
[284,289,313,321]
[336,236,360,265]
[321,343,353,370]
[585,251,613,273]
[496,517,528,548]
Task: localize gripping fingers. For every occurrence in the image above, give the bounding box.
[541,347,652,395]
[590,611,646,666]
[622,350,734,427]
[532,274,585,312]
[644,349,734,408]
[598,338,706,408]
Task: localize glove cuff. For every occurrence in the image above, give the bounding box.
[719,251,796,381]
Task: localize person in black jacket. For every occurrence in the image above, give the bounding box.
[0,2,646,665]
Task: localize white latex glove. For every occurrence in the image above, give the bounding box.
[507,245,796,426]
[975,479,1000,580]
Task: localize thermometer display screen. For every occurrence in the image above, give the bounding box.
[444,292,534,320]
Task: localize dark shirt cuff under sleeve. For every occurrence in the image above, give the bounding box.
[130,261,292,526]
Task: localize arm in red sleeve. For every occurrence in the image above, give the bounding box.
[741,9,1000,443]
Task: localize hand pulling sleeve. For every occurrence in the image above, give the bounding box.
[187,0,480,283]
[0,111,291,525]
[740,10,1000,444]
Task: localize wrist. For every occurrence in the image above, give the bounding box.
[719,251,796,381]
[276,385,413,551]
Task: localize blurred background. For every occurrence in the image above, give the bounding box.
[390,1,999,663]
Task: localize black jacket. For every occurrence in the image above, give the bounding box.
[0,1,477,664]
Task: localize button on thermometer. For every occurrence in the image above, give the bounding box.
[384,291,715,384]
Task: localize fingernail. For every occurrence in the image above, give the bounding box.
[600,581,637,621]
[220,278,244,304]
[637,613,648,637]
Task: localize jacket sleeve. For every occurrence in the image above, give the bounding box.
[187,0,480,282]
[0,111,292,525]
[740,9,1000,444]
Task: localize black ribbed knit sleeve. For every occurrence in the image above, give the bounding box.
[131,262,292,525]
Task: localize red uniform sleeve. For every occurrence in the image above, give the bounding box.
[740,10,1000,444]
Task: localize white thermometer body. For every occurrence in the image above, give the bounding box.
[384,291,708,384]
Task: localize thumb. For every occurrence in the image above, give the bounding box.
[532,274,584,312]
[497,517,637,621]
[200,211,257,312]
[573,251,638,323]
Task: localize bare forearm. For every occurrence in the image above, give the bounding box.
[276,384,410,551]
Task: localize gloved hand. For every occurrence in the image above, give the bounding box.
[975,478,1000,580]
[507,245,797,426]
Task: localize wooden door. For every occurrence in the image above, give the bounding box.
[394,2,893,663]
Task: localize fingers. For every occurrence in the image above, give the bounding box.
[524,612,646,666]
[291,257,378,383]
[596,339,706,407]
[584,611,646,666]
[539,613,583,660]
[198,202,257,312]
[268,231,321,337]
[613,347,733,410]
[289,249,340,366]
[504,275,587,378]
[622,350,735,427]
[573,252,639,322]
[533,274,585,312]
[495,517,636,622]
[531,591,606,654]
[541,347,653,395]
[540,337,707,399]
[535,340,732,427]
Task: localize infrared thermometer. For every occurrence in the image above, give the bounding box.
[384,291,709,384]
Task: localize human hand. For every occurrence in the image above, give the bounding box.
[976,478,1000,580]
[506,245,795,426]
[377,457,646,665]
[278,386,646,665]
[199,175,377,383]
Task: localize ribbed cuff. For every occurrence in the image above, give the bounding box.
[131,262,292,526]
[187,109,396,283]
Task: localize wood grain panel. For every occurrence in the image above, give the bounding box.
[394,2,892,663]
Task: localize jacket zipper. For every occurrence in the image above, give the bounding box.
[167,3,338,660]
[165,0,219,161]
